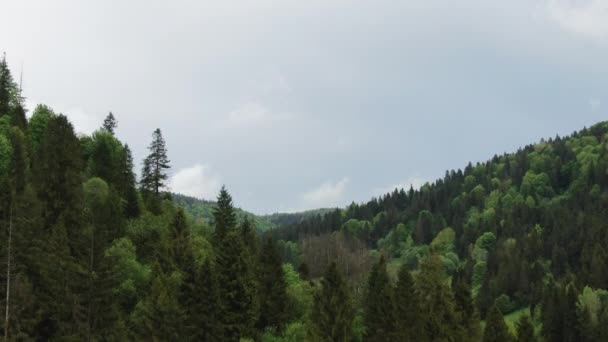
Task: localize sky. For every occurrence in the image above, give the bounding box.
[1,0,607,214]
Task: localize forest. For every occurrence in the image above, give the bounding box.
[2,51,608,342]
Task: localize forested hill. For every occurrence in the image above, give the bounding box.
[172,193,277,231]
[172,193,335,232]
[270,118,608,339]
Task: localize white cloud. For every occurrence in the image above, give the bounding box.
[374,177,427,196]
[547,0,608,40]
[300,178,349,210]
[169,163,222,200]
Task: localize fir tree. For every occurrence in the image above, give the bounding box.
[310,262,354,342]
[483,304,513,342]
[102,112,117,135]
[515,314,536,342]
[363,256,396,342]
[257,237,288,332]
[394,263,422,341]
[119,144,140,218]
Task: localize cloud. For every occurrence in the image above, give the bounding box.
[169,163,222,200]
[300,178,349,210]
[547,0,608,40]
[374,177,427,197]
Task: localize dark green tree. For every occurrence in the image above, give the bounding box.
[213,186,237,241]
[483,304,513,342]
[363,256,396,342]
[256,237,288,332]
[310,262,354,342]
[0,53,18,117]
[140,128,170,213]
[185,259,221,341]
[394,263,422,341]
[515,314,536,342]
[453,278,481,340]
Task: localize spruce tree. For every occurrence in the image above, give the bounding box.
[0,53,18,117]
[213,186,236,241]
[140,128,170,213]
[483,304,513,342]
[102,112,117,135]
[453,278,481,340]
[415,256,464,341]
[215,230,258,341]
[119,144,140,218]
[186,259,221,341]
[363,256,396,342]
[394,263,422,341]
[169,208,192,272]
[515,314,536,342]
[257,237,288,332]
[310,262,354,342]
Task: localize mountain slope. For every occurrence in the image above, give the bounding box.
[273,120,608,319]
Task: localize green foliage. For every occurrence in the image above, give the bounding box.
[483,304,513,342]
[363,256,396,342]
[394,263,422,341]
[515,314,536,342]
[310,262,354,342]
[257,237,289,332]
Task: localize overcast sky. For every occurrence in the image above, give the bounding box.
[1,0,607,214]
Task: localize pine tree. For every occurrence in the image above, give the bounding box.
[516,314,536,342]
[483,304,513,342]
[257,237,288,332]
[310,262,354,342]
[363,256,396,342]
[102,112,117,135]
[240,216,259,258]
[394,263,422,341]
[169,208,192,272]
[140,128,170,213]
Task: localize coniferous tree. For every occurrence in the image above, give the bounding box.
[483,304,513,342]
[216,230,258,341]
[415,255,464,341]
[257,237,288,332]
[186,259,221,341]
[394,263,423,341]
[453,278,481,340]
[310,262,354,342]
[140,128,170,213]
[102,112,117,135]
[213,186,236,241]
[363,256,396,342]
[0,53,18,117]
[119,144,140,218]
[516,314,536,342]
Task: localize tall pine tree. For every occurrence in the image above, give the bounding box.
[140,128,170,213]
[256,237,288,332]
[394,263,423,341]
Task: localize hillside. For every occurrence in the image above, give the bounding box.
[172,193,277,231]
[272,120,608,338]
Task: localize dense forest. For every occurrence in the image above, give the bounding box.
[2,51,608,342]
